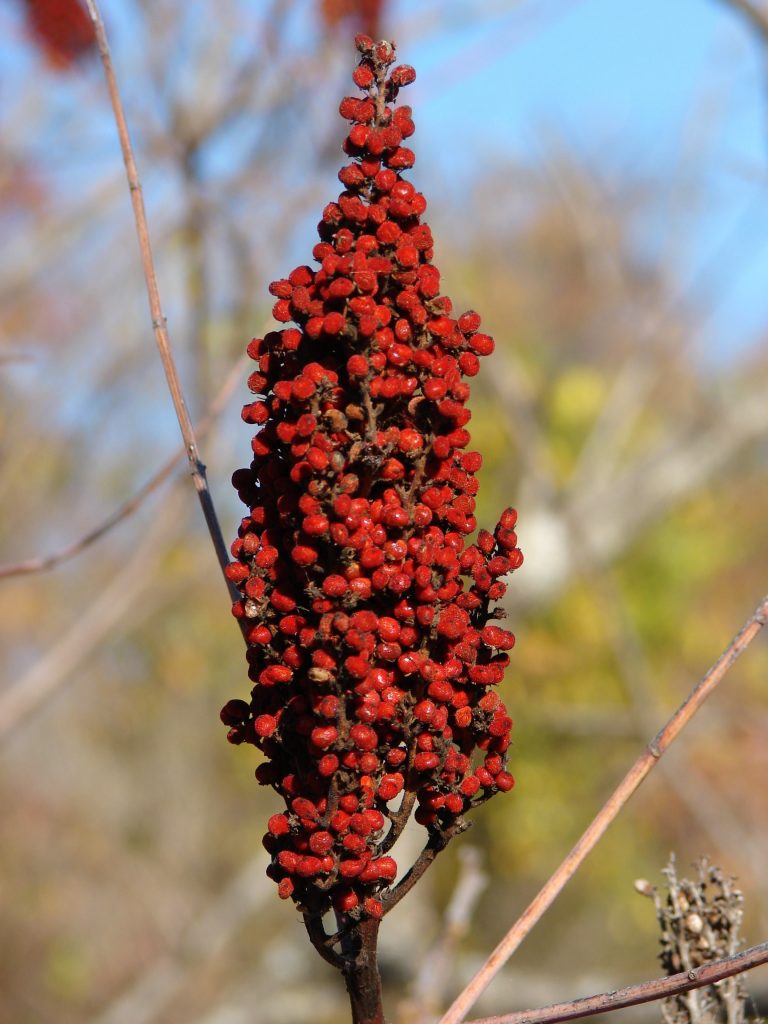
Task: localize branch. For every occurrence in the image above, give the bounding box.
[89,854,271,1024]
[400,847,488,1024]
[589,570,768,931]
[83,0,237,604]
[0,491,188,744]
[0,354,247,581]
[439,594,768,1024]
[382,841,443,915]
[381,789,417,854]
[383,821,468,915]
[714,0,768,46]
[569,380,768,568]
[465,940,768,1024]
[304,912,345,970]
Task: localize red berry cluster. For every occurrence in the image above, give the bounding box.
[22,0,96,70]
[223,37,522,923]
[320,0,385,42]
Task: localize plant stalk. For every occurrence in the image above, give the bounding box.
[343,918,385,1024]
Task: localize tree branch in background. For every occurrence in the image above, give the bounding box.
[0,353,248,581]
[89,854,272,1024]
[464,940,768,1024]
[0,489,190,745]
[399,848,488,1024]
[83,0,237,604]
[569,380,768,569]
[588,569,768,933]
[438,594,768,1024]
[714,0,768,47]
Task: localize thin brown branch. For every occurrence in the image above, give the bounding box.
[439,594,768,1024]
[304,913,345,970]
[0,354,247,581]
[381,789,417,854]
[465,939,768,1024]
[90,853,271,1024]
[590,570,768,932]
[0,490,188,745]
[400,847,488,1024]
[0,351,34,365]
[383,842,442,915]
[83,0,237,603]
[0,470,173,580]
[714,0,768,46]
[384,821,468,915]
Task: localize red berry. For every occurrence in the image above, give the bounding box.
[455,707,473,728]
[309,830,334,855]
[255,715,277,738]
[267,814,290,836]
[350,724,378,751]
[390,64,416,87]
[363,897,383,919]
[277,878,294,899]
[353,65,374,88]
[378,773,404,800]
[321,312,343,334]
[303,514,329,536]
[310,725,338,749]
[334,888,359,912]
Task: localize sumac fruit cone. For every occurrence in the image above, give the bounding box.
[223,36,523,927]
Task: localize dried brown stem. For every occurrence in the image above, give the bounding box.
[90,853,271,1024]
[439,594,768,1024]
[0,490,189,744]
[304,912,345,970]
[305,913,384,1024]
[342,917,385,1024]
[84,0,236,603]
[401,847,488,1024]
[0,354,247,581]
[383,821,468,914]
[381,789,417,854]
[465,939,768,1024]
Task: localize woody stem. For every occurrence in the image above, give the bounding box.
[342,917,385,1024]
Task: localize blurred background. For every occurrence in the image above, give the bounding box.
[1,1,767,1022]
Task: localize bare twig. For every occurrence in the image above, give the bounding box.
[590,570,768,932]
[0,491,188,744]
[89,854,271,1024]
[464,940,768,1024]
[83,0,237,603]
[0,351,34,364]
[304,913,345,971]
[569,380,768,568]
[399,847,488,1024]
[0,354,247,581]
[439,595,768,1024]
[383,822,468,915]
[714,0,768,46]
[381,790,418,854]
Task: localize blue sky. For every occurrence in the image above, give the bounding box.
[2,0,766,369]
[389,0,768,361]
